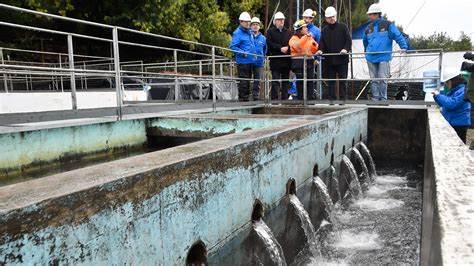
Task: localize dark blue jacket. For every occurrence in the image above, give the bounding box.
[230,26,257,65]
[253,32,267,67]
[307,23,321,43]
[363,19,408,63]
[434,84,472,127]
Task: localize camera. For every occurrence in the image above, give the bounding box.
[461,52,474,73]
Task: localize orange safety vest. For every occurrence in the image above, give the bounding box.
[289,34,318,57]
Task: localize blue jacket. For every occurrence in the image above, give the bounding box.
[253,32,267,67]
[434,84,471,127]
[230,26,257,65]
[307,23,321,43]
[363,19,408,63]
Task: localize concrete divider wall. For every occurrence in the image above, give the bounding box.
[0,119,147,176]
[421,109,474,265]
[368,107,427,167]
[0,108,367,264]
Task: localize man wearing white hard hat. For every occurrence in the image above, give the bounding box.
[363,3,408,101]
[432,67,471,143]
[302,9,321,43]
[317,6,351,101]
[250,17,266,100]
[230,12,257,101]
[266,11,292,100]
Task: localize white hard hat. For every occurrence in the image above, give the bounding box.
[274,12,285,20]
[303,9,315,18]
[251,17,261,25]
[367,3,382,14]
[441,67,461,82]
[325,6,337,17]
[239,12,251,22]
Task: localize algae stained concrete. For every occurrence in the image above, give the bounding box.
[0,107,367,264]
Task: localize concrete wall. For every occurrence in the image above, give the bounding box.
[0,107,367,264]
[421,109,474,265]
[368,107,427,167]
[0,119,147,178]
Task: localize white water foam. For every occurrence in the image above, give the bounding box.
[352,198,404,211]
[366,185,390,197]
[332,230,382,250]
[306,257,348,266]
[376,175,406,186]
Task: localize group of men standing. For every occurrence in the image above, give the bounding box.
[229,3,409,102]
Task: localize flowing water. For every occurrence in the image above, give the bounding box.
[311,167,422,265]
[357,142,377,179]
[252,220,287,265]
[289,194,322,264]
[350,147,370,189]
[328,166,341,203]
[341,155,362,200]
[312,176,337,225]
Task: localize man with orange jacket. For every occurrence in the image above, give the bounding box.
[289,20,318,100]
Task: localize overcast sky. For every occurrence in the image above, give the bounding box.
[379,0,473,40]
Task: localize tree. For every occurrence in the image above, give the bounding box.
[410,32,473,52]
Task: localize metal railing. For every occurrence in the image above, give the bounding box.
[0,3,453,119]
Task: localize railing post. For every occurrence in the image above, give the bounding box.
[198,60,203,101]
[112,27,122,119]
[318,57,322,100]
[174,49,179,101]
[59,54,64,92]
[437,51,443,89]
[0,48,8,93]
[264,56,269,105]
[7,54,13,91]
[67,34,78,110]
[303,55,307,105]
[211,47,216,112]
[83,61,88,90]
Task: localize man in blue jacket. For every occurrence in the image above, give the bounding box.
[250,17,266,101]
[433,67,472,143]
[303,9,321,43]
[230,12,257,101]
[363,4,408,101]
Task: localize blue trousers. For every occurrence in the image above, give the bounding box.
[367,61,390,101]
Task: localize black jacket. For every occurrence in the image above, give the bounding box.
[266,26,292,68]
[319,22,352,65]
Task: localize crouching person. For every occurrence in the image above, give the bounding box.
[433,67,472,143]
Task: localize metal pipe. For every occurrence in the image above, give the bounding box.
[437,51,443,89]
[112,27,123,119]
[303,55,307,105]
[174,49,179,101]
[67,34,77,110]
[0,46,110,60]
[212,47,216,111]
[198,60,203,101]
[7,54,13,91]
[0,48,8,92]
[83,61,88,90]
[0,21,113,43]
[59,55,64,92]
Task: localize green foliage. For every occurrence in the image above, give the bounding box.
[410,32,473,52]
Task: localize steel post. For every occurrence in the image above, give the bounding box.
[112,27,123,119]
[212,47,216,111]
[174,49,179,101]
[67,34,78,110]
[303,55,307,105]
[0,48,8,92]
